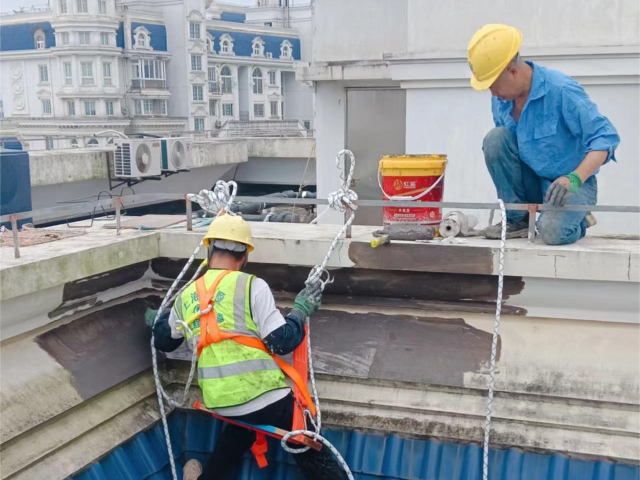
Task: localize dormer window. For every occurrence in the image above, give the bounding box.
[133,27,152,50]
[206,33,214,53]
[280,40,292,59]
[34,30,45,49]
[219,34,234,55]
[251,37,265,57]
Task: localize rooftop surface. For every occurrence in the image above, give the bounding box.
[1,217,638,479]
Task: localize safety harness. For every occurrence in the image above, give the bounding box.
[194,269,318,467]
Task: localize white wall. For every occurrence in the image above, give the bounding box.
[407,0,640,53]
[162,2,189,118]
[312,0,407,62]
[405,82,640,235]
[313,81,345,223]
[281,71,312,125]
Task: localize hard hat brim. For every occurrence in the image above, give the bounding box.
[470,73,499,91]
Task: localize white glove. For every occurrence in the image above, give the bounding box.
[168,309,184,339]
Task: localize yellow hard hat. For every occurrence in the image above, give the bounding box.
[202,213,255,252]
[467,24,522,91]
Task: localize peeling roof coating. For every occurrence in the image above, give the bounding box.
[130,22,168,52]
[220,12,246,23]
[71,410,640,480]
[208,29,300,60]
[0,22,56,51]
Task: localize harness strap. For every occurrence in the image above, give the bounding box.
[196,270,232,357]
[250,432,268,468]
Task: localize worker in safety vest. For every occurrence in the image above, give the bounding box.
[152,214,327,480]
[468,24,619,245]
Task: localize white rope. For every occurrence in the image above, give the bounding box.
[187,180,238,216]
[482,198,507,480]
[280,149,357,480]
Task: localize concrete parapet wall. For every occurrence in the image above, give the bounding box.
[29,149,109,187]
[25,138,315,187]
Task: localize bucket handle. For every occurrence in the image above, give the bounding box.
[377,165,447,201]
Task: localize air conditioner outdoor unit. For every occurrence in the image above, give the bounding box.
[266,52,273,58]
[160,137,192,172]
[114,138,162,178]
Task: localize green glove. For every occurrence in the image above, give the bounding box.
[293,283,323,318]
[144,308,158,329]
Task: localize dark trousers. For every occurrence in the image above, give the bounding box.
[200,394,348,480]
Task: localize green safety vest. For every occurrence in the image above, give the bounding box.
[175,269,287,409]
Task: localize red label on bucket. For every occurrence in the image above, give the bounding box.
[381,174,444,226]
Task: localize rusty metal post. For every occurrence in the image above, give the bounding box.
[186,197,193,231]
[345,207,352,238]
[527,204,537,243]
[115,198,122,235]
[10,215,20,258]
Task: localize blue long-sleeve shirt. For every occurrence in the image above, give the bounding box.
[491,61,620,180]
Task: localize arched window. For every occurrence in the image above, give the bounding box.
[206,38,212,52]
[280,40,292,59]
[253,43,260,56]
[87,138,99,147]
[220,34,234,55]
[136,33,146,48]
[252,37,265,57]
[221,65,232,94]
[34,30,45,49]
[252,67,263,94]
[71,139,78,148]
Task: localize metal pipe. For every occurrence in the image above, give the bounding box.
[1,193,638,225]
[527,205,538,243]
[10,216,20,259]
[115,198,121,235]
[185,197,193,231]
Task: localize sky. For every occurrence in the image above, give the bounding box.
[0,0,262,14]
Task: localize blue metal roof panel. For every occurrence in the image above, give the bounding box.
[207,29,301,60]
[69,410,640,480]
[0,22,56,51]
[130,22,167,52]
[220,12,246,23]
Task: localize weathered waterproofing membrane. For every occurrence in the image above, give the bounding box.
[0,224,638,479]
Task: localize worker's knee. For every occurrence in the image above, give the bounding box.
[537,214,582,246]
[482,127,514,160]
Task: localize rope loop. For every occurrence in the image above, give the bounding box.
[187,180,238,216]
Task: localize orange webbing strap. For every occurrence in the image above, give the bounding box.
[291,325,310,431]
[250,432,268,468]
[195,270,232,357]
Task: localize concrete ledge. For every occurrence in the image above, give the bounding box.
[0,230,158,302]
[245,137,316,158]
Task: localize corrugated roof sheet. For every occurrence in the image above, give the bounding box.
[70,410,640,480]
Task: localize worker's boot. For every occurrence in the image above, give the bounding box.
[482,218,529,239]
[585,212,597,228]
[183,459,203,480]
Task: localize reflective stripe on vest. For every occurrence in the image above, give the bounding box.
[198,358,280,379]
[178,269,287,409]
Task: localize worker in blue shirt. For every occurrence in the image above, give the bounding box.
[467,25,620,245]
